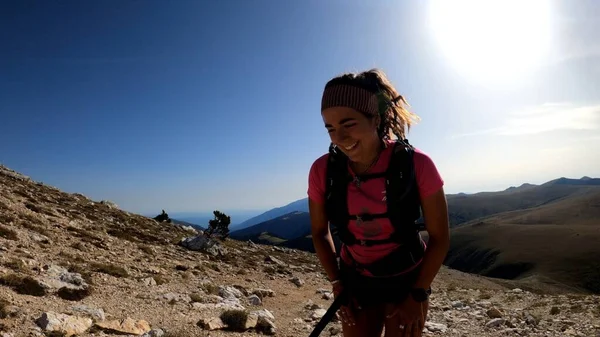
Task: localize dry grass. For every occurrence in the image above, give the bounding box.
[138,244,155,255]
[0,212,16,225]
[19,220,52,237]
[24,202,56,217]
[0,274,46,297]
[20,211,44,225]
[153,275,169,285]
[70,242,86,251]
[220,309,248,332]
[56,286,93,301]
[200,282,219,296]
[3,258,26,272]
[0,298,10,318]
[90,263,129,278]
[478,291,492,300]
[189,293,203,303]
[175,264,189,271]
[0,225,18,240]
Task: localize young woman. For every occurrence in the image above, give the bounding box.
[308,68,450,337]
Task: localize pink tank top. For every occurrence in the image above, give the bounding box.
[307,139,444,275]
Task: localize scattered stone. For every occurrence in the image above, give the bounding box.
[265,255,286,266]
[219,285,244,299]
[329,326,342,335]
[290,276,304,287]
[37,264,88,292]
[197,317,226,330]
[316,288,334,300]
[248,294,262,306]
[425,322,447,333]
[179,235,227,256]
[252,309,275,321]
[486,307,503,318]
[160,292,191,303]
[100,200,118,209]
[256,315,276,335]
[452,300,465,309]
[309,308,327,321]
[141,328,165,337]
[30,233,51,244]
[486,318,505,328]
[35,312,93,337]
[143,277,157,286]
[95,317,151,335]
[525,313,539,326]
[252,288,275,298]
[69,305,105,322]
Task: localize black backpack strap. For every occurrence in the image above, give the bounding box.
[324,140,423,250]
[324,144,352,239]
[385,139,422,243]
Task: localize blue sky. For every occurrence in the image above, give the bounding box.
[1,0,599,216]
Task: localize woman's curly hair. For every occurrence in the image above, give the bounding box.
[323,68,420,140]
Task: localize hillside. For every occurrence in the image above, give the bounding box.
[229,212,344,255]
[230,177,600,295]
[0,164,599,337]
[445,177,600,226]
[236,177,600,232]
[230,211,311,241]
[445,186,600,294]
[234,199,309,231]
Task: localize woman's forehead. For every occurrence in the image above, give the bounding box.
[321,106,364,124]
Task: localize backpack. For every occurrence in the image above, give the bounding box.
[324,138,425,276]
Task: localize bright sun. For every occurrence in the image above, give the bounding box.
[428,0,554,85]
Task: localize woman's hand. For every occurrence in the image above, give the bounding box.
[332,281,357,326]
[385,296,428,336]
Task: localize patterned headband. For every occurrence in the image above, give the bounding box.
[321,84,379,117]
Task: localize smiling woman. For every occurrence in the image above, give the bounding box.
[427,0,554,84]
[308,69,450,337]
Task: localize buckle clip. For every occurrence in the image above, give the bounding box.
[359,239,367,246]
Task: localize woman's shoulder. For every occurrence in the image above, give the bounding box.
[307,152,330,204]
[411,146,435,165]
[309,152,330,174]
[409,146,444,199]
[386,139,443,198]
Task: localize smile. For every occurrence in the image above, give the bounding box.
[343,142,358,150]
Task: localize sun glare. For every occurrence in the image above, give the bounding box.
[428,0,554,85]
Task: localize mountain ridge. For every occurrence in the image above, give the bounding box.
[236,176,599,231]
[230,176,600,294]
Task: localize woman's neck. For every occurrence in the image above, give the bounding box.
[350,141,384,174]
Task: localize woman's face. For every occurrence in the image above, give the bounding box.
[322,106,380,164]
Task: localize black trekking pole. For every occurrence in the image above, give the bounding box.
[308,289,348,337]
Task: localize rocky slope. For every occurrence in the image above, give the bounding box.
[0,165,599,337]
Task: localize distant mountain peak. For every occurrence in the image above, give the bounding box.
[546,177,600,186]
[504,182,536,192]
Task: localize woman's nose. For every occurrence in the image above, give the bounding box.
[331,129,349,144]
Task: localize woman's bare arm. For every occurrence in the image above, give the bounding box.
[309,198,340,282]
[413,187,450,289]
